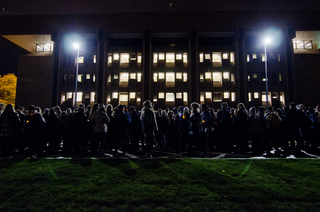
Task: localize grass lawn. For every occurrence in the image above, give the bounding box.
[1,158,320,212]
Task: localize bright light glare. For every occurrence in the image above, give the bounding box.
[73,43,80,49]
[264,38,271,44]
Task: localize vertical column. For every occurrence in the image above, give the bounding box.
[189,26,199,103]
[97,30,106,104]
[143,29,152,101]
[51,30,61,107]
[234,28,247,104]
[284,28,296,103]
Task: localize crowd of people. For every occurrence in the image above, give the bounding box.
[0,100,319,158]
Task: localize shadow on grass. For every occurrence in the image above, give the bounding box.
[0,158,25,169]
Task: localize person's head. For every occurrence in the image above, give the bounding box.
[316,104,320,112]
[190,102,200,113]
[183,107,190,114]
[106,104,113,112]
[15,105,21,113]
[92,103,99,112]
[55,106,62,114]
[49,108,56,115]
[258,106,265,115]
[289,102,296,110]
[221,102,228,109]
[268,106,274,112]
[35,106,42,114]
[161,110,166,117]
[98,104,106,111]
[27,105,36,115]
[43,108,50,115]
[79,103,85,109]
[3,104,15,115]
[117,104,125,113]
[78,107,85,114]
[237,103,246,111]
[143,100,153,108]
[129,106,136,113]
[276,108,282,115]
[201,104,208,112]
[66,108,72,115]
[249,106,256,116]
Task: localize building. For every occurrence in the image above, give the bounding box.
[0,0,320,110]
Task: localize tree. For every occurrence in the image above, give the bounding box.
[0,73,17,106]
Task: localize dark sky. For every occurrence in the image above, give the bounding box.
[1,0,320,16]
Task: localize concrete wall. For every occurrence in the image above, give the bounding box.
[16,52,53,109]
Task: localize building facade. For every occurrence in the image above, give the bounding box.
[1,0,319,109]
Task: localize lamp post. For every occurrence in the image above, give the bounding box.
[73,43,80,110]
[264,38,271,109]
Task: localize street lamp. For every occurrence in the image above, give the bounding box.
[73,43,80,110]
[264,38,271,109]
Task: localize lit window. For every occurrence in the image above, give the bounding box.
[153,53,158,63]
[130,73,136,79]
[159,53,165,60]
[77,56,84,64]
[212,52,221,63]
[253,73,258,78]
[137,93,141,102]
[231,92,236,102]
[137,53,142,64]
[43,44,52,52]
[166,72,175,87]
[93,74,96,82]
[248,93,252,102]
[159,92,165,99]
[120,73,129,86]
[272,92,278,99]
[183,92,188,102]
[130,54,136,61]
[153,93,157,102]
[247,54,250,62]
[153,73,158,82]
[200,93,205,103]
[224,92,230,99]
[279,73,282,82]
[205,72,211,79]
[262,94,267,102]
[212,53,221,62]
[61,93,66,102]
[199,53,204,63]
[36,44,44,52]
[248,75,251,82]
[183,53,188,64]
[254,92,259,99]
[231,73,235,84]
[78,74,83,82]
[86,74,90,80]
[278,54,281,62]
[212,72,222,87]
[76,92,83,101]
[107,75,111,82]
[230,52,235,66]
[223,72,229,80]
[280,92,285,106]
[130,92,136,99]
[120,53,129,65]
[108,54,112,66]
[176,93,182,98]
[205,54,211,60]
[205,92,212,99]
[213,92,222,102]
[159,72,165,79]
[176,72,182,79]
[119,93,128,102]
[223,53,229,59]
[93,55,96,63]
[261,54,265,62]
[83,92,89,99]
[200,74,204,82]
[183,73,187,82]
[253,54,257,59]
[113,53,119,60]
[114,74,118,80]
[67,92,73,99]
[63,74,67,81]
[137,73,142,82]
[176,54,182,60]
[166,93,175,102]
[166,53,175,67]
[305,41,312,49]
[90,92,95,102]
[113,92,118,99]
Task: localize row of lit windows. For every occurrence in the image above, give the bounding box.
[248,92,285,104]
[153,52,188,67]
[199,52,235,67]
[63,74,96,83]
[247,53,281,62]
[61,92,95,102]
[200,92,236,103]
[200,72,235,86]
[36,43,54,52]
[153,92,188,102]
[108,53,142,67]
[248,73,282,82]
[293,40,312,49]
[153,72,187,83]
